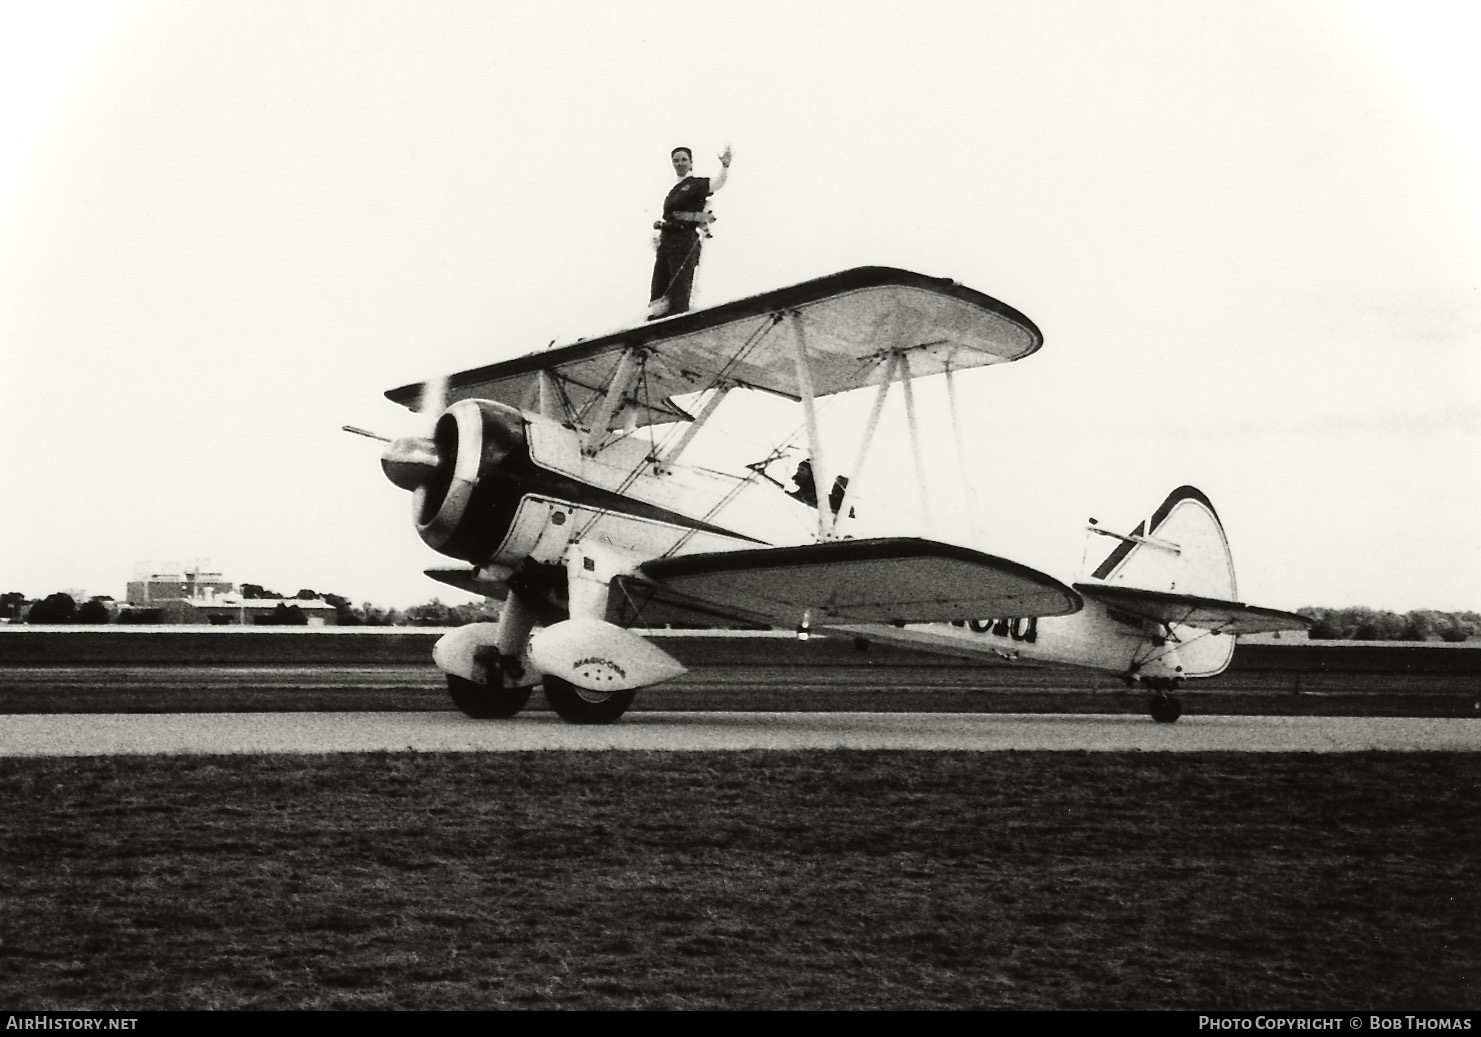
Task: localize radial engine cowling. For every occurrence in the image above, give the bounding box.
[382,399,528,563]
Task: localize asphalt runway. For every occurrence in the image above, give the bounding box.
[3,709,1480,757]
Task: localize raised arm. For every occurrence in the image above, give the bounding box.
[709,145,733,193]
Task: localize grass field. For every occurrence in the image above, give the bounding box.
[3,634,1476,1010]
[2,750,1477,1010]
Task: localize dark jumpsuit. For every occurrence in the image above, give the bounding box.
[649,175,712,317]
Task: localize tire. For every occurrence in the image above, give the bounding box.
[542,674,636,725]
[447,674,533,719]
[1148,695,1183,724]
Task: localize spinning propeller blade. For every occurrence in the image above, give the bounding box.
[381,375,449,490]
[341,376,451,491]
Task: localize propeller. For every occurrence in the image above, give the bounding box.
[341,375,450,492]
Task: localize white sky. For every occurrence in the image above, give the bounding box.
[1,0,1477,612]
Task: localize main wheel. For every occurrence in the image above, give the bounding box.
[1148,694,1183,724]
[447,674,533,719]
[542,674,636,725]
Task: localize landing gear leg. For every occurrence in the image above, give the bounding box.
[534,543,640,725]
[442,592,539,720]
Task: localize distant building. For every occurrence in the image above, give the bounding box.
[124,565,337,626]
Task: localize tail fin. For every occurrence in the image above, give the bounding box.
[1088,486,1236,599]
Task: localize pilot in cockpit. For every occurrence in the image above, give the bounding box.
[785,459,818,507]
[784,459,851,517]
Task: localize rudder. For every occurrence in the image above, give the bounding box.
[1089,486,1236,600]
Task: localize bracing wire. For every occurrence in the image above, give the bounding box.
[563,304,883,556]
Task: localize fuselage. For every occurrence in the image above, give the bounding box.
[835,603,1234,684]
[459,410,1232,686]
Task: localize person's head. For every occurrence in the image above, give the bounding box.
[671,147,693,177]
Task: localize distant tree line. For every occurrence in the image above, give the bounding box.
[0,587,498,627]
[320,594,500,628]
[3,592,115,624]
[234,585,495,626]
[2,587,1474,639]
[1297,607,1477,642]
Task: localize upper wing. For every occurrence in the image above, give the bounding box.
[1075,583,1312,635]
[635,538,1082,627]
[386,267,1042,430]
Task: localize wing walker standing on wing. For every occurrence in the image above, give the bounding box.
[649,144,732,321]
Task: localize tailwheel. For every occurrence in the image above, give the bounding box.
[1147,693,1183,724]
[542,674,636,725]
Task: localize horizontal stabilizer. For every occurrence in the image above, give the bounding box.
[641,538,1082,626]
[1075,583,1312,635]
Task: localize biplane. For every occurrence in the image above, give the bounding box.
[358,267,1310,724]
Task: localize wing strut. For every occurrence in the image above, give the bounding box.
[581,347,643,456]
[898,350,933,535]
[654,383,731,465]
[833,349,898,534]
[944,364,983,543]
[789,312,837,539]
[535,370,567,422]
